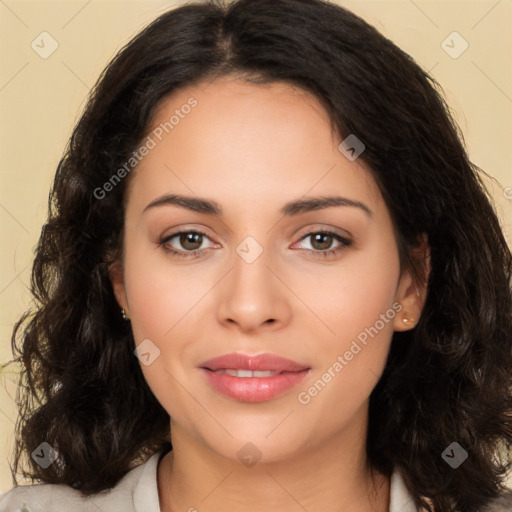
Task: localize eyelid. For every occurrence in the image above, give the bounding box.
[293,223,353,242]
[291,230,352,251]
[159,224,217,243]
[159,224,350,245]
[158,225,353,261]
[160,229,219,249]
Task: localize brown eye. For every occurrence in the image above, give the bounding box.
[293,230,352,257]
[179,232,204,251]
[310,232,334,251]
[159,230,214,258]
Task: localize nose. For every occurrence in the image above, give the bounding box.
[216,243,292,333]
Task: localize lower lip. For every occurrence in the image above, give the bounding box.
[200,368,311,402]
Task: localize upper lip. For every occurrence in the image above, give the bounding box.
[199,353,310,372]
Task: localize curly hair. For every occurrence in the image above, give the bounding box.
[9,0,512,510]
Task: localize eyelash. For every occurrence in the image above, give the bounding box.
[158,229,352,259]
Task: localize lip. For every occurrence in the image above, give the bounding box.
[199,353,309,372]
[199,353,311,403]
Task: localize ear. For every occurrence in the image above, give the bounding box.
[393,233,430,332]
[109,259,129,317]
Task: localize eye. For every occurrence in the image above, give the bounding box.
[159,229,352,259]
[159,230,216,258]
[293,230,352,257]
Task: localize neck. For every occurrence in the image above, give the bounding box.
[157,407,390,512]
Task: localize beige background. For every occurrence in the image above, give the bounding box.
[1,0,511,493]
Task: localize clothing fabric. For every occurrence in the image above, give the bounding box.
[1,451,511,512]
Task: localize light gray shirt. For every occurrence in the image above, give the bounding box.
[1,452,511,512]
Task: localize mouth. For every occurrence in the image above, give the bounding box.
[204,368,284,377]
[198,353,311,402]
[199,352,310,373]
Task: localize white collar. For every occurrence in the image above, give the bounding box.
[133,451,163,512]
[389,468,420,511]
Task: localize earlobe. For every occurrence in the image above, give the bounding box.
[393,271,420,332]
[108,260,129,317]
[394,234,430,332]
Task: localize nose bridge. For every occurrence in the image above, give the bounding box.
[216,234,291,331]
[230,235,275,306]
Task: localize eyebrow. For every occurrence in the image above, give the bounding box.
[143,193,373,218]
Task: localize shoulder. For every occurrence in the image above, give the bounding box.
[0,481,91,512]
[0,479,139,512]
[0,452,162,512]
[480,490,512,512]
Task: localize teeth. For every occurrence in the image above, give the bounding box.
[214,369,281,378]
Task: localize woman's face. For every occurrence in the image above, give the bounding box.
[112,76,423,463]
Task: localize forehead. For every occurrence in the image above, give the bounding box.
[127,77,382,214]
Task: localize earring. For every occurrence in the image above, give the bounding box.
[402,313,415,326]
[121,308,129,320]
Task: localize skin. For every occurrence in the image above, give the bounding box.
[111,76,429,512]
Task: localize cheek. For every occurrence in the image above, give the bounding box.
[122,243,200,417]
[294,236,401,347]
[293,239,400,419]
[123,241,207,341]
[122,242,212,408]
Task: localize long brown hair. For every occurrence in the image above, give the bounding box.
[10,1,512,510]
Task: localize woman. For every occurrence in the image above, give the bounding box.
[1,0,511,511]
